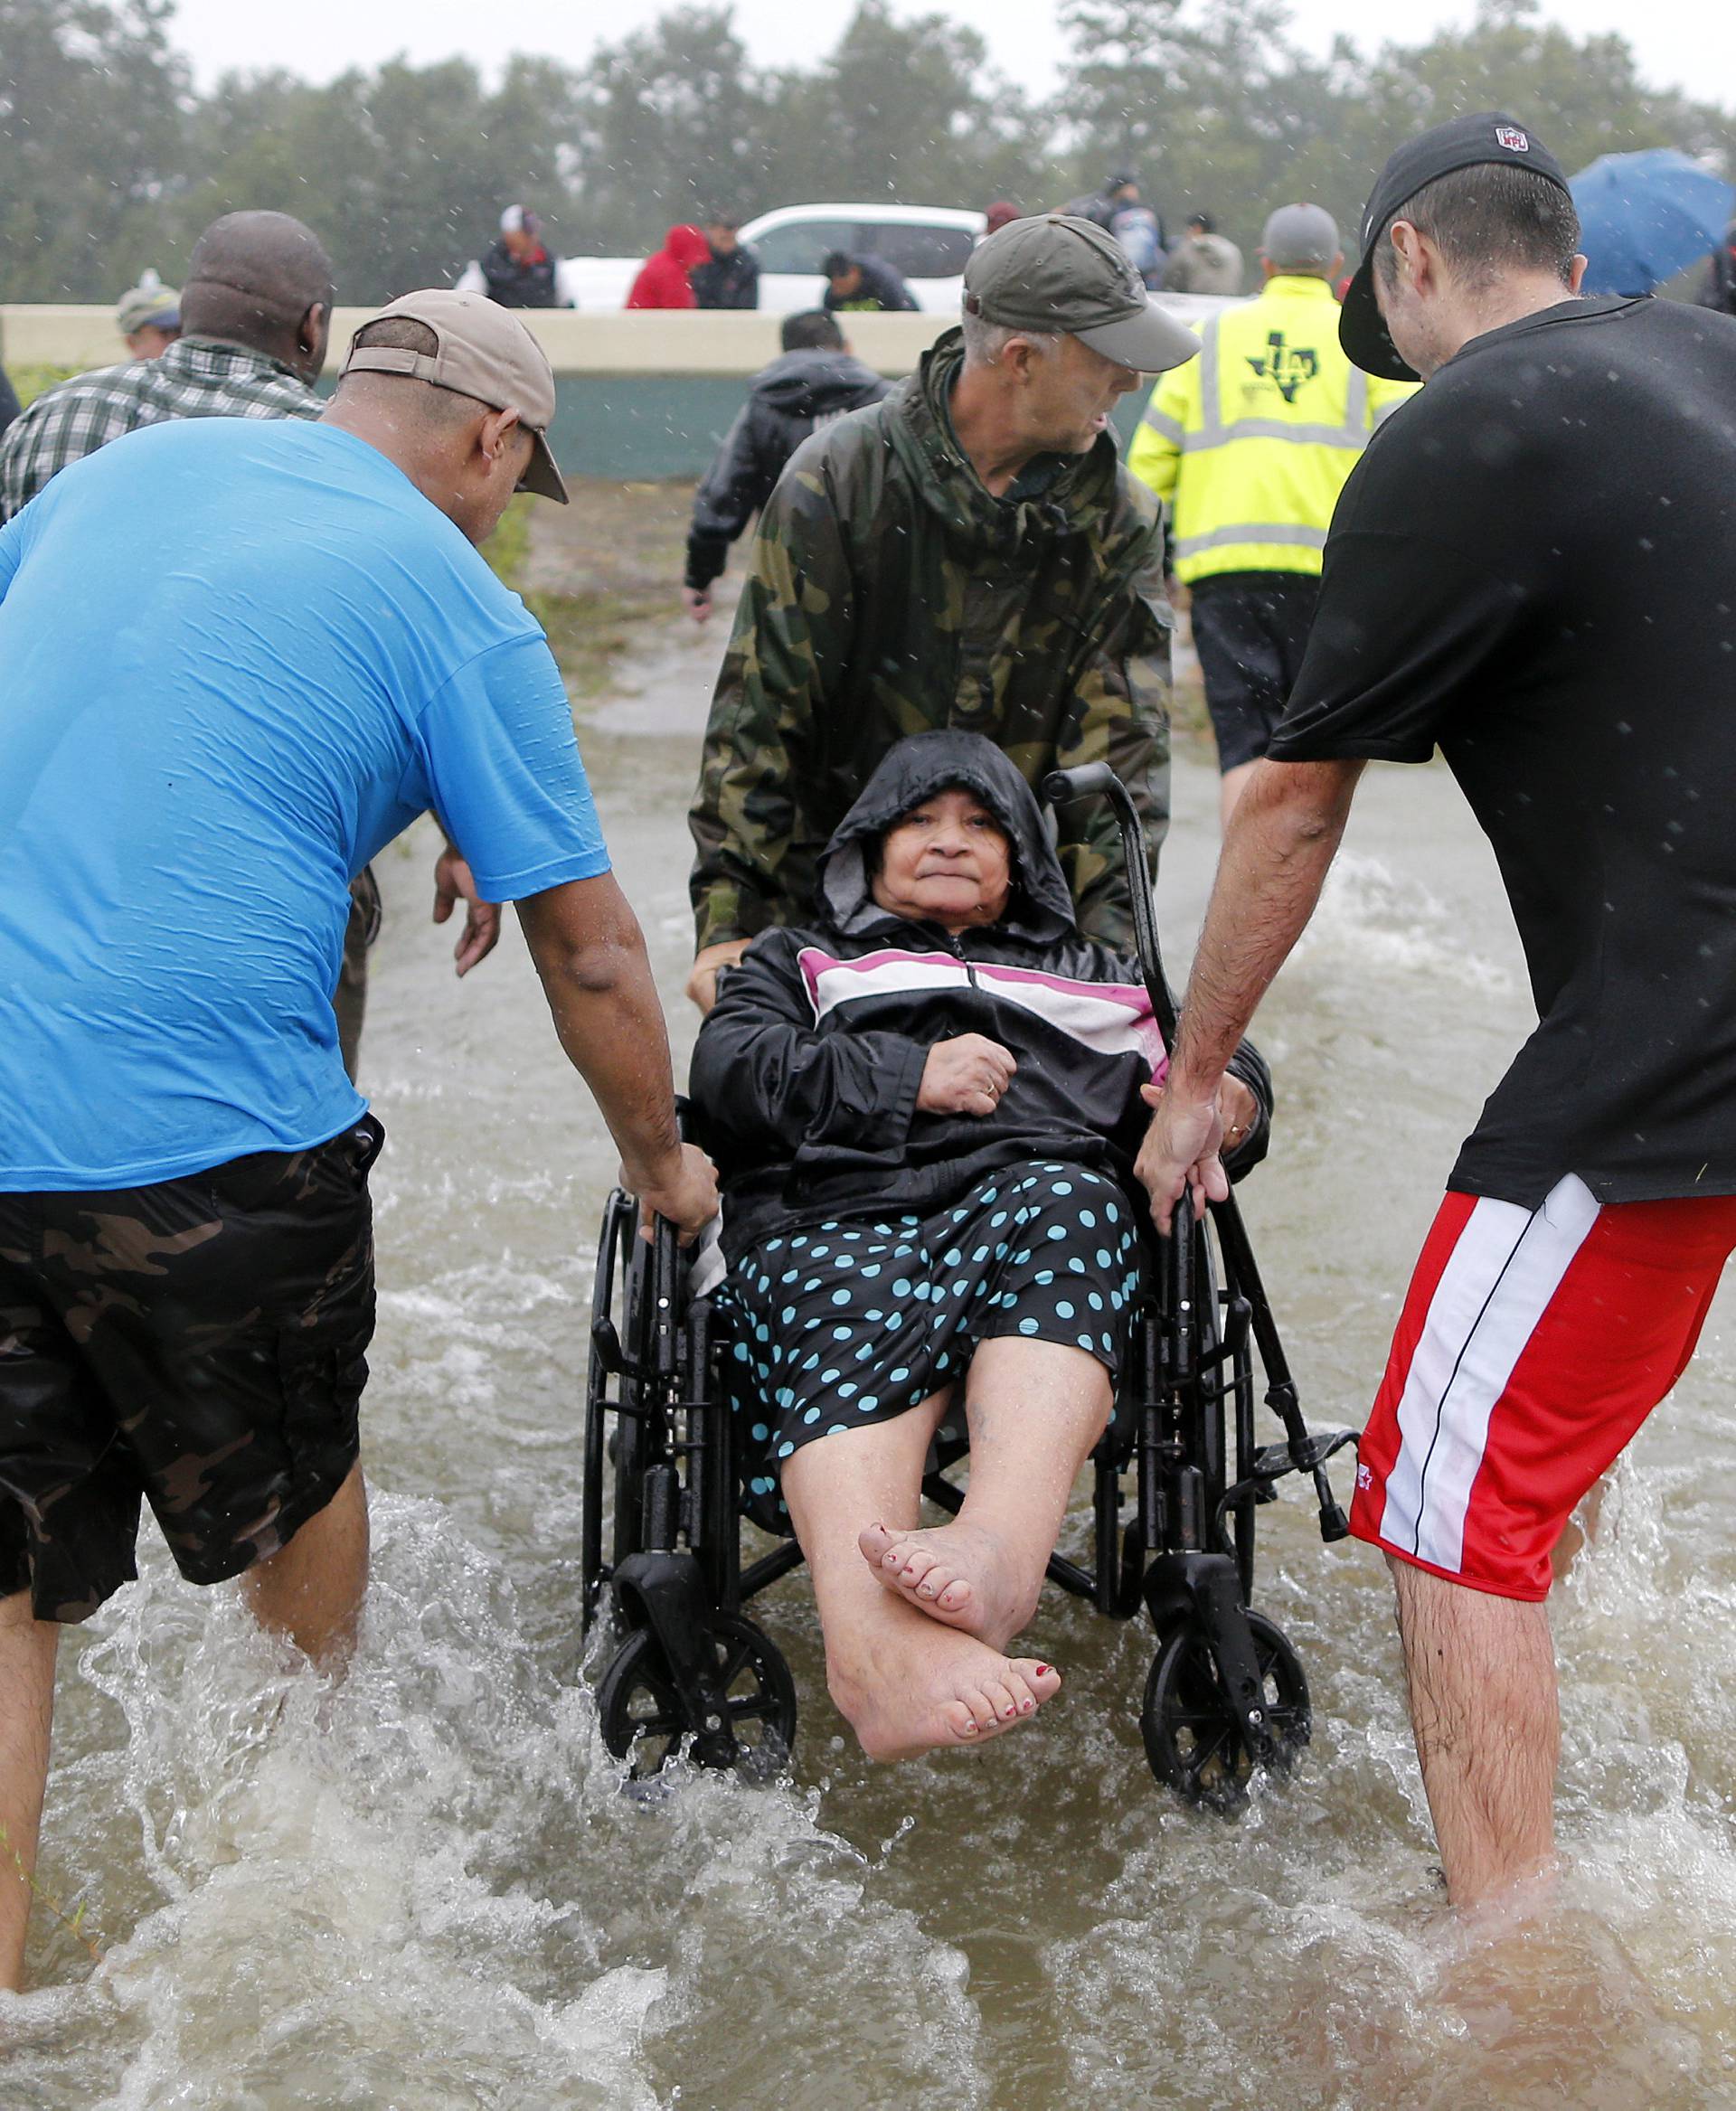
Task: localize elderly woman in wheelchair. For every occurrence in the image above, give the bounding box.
[688,732,1271,1761]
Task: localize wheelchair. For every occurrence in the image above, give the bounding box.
[581,764,1358,1810]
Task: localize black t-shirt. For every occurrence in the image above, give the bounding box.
[1269,296,1736,1208]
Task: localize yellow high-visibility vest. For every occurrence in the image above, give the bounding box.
[1128,275,1418,585]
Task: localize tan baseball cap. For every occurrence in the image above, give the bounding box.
[342,288,568,504]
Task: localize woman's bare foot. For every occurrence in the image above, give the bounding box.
[858,1518,1039,1645]
[831,1615,1061,1760]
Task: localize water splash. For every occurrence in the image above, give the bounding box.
[7,1496,986,2109]
[1300,850,1517,994]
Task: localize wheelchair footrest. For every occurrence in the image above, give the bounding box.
[1227,1428,1359,1504]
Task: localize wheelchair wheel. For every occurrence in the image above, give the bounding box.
[597,1614,797,1784]
[1140,1610,1309,1812]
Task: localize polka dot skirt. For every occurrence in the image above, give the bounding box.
[718,1163,1142,1529]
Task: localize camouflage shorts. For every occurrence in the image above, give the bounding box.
[0,1117,382,1622]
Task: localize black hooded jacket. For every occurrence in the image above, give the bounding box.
[692,244,761,309]
[689,732,1271,1262]
[684,348,891,589]
[479,239,565,309]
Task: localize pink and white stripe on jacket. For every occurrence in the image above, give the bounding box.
[796,947,1168,1078]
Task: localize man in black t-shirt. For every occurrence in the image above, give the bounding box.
[1137,114,1736,1908]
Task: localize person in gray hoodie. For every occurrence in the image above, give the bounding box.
[689,730,1270,1763]
[682,310,888,620]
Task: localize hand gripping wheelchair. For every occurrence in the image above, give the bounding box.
[581,764,1358,1808]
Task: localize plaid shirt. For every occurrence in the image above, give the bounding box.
[0,335,320,522]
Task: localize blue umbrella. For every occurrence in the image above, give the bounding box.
[1571,147,1735,296]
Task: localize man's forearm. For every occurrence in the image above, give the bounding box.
[1172,758,1363,1092]
[517,881,683,1190]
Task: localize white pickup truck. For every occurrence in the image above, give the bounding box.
[549,203,986,313]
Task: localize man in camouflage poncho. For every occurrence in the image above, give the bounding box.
[687,214,1203,1006]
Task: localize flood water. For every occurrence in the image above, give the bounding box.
[12,609,1736,2109]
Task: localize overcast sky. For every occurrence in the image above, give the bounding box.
[166,0,1729,107]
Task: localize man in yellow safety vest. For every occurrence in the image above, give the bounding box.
[1129,203,1417,823]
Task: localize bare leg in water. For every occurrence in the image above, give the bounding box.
[0,1592,57,1994]
[857,1339,1113,1647]
[0,1464,368,1993]
[780,1390,1062,1759]
[1389,1556,1559,1908]
[241,1461,371,1671]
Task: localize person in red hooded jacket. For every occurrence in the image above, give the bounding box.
[627,226,712,310]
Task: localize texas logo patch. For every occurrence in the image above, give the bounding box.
[1247,330,1320,404]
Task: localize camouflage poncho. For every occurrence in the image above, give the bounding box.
[688,326,1174,951]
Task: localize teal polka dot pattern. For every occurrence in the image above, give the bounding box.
[720,1162,1143,1531]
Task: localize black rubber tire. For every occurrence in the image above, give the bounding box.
[597,1615,798,1783]
[1140,1609,1310,1812]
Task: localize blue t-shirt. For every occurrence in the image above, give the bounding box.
[0,416,610,1189]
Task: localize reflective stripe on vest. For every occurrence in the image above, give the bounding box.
[1172,522,1330,562]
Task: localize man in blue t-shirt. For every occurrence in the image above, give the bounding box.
[0,290,715,1989]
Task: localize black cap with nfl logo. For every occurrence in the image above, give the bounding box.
[1339,112,1573,382]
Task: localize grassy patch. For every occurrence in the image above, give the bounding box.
[484,480,693,702]
[10,364,80,408]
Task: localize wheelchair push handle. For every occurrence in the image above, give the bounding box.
[1042,764,1177,1050]
[1042,761,1118,806]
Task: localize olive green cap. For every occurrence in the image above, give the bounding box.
[962,213,1200,373]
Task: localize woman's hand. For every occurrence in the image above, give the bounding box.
[1218,1073,1259,1156]
[918,1035,1016,1117]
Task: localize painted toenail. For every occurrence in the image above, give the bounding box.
[1004,1708,1015,1719]
[962,1720,976,1735]
[1021,1700,1033,1712]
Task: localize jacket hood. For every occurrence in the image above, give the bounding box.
[752,347,886,415]
[817,730,1077,943]
[886,326,1146,562]
[662,225,712,267]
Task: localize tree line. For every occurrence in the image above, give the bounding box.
[1,0,1730,305]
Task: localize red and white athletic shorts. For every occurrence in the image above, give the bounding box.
[1350,1173,1736,1600]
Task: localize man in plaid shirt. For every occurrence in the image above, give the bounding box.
[0,212,333,522]
[0,210,497,1070]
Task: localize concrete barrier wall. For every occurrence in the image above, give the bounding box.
[0,306,959,479]
[0,305,955,377]
[0,303,1173,477]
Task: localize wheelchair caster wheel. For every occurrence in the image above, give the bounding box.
[597,1614,797,1784]
[1141,1610,1309,1812]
